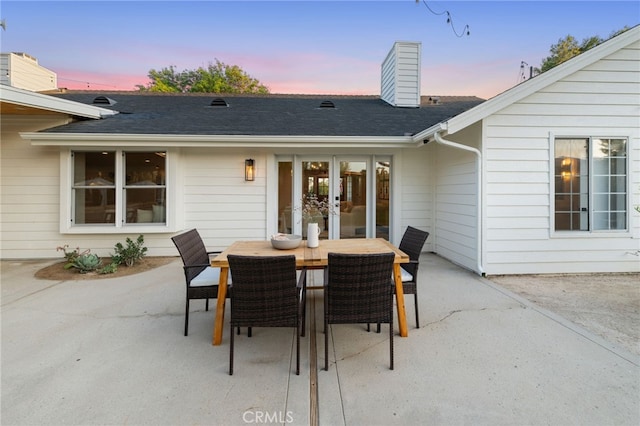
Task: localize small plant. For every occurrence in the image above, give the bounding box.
[97,262,118,275]
[66,253,103,274]
[57,245,92,270]
[57,245,90,266]
[112,234,148,267]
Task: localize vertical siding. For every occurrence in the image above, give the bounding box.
[483,41,640,274]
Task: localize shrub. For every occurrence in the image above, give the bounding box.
[112,235,148,267]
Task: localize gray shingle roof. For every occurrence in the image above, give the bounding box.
[47,92,484,137]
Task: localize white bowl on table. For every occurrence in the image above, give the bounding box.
[270,234,302,250]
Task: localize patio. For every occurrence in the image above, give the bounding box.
[2,254,638,425]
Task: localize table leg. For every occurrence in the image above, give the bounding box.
[393,264,408,337]
[212,267,229,345]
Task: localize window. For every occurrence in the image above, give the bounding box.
[72,151,116,224]
[554,137,627,232]
[71,150,166,226]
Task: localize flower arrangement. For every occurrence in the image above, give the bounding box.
[299,193,334,221]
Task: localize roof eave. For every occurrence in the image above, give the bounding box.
[20,132,417,148]
[0,85,117,119]
[412,122,447,145]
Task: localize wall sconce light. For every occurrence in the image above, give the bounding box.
[245,159,255,181]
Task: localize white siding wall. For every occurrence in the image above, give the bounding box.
[180,149,267,251]
[1,117,180,259]
[1,53,57,92]
[483,40,640,274]
[2,136,436,260]
[0,116,111,259]
[433,125,481,271]
[381,42,421,108]
[397,147,434,251]
[0,55,9,86]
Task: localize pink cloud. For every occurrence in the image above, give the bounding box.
[56,68,149,91]
[53,52,512,99]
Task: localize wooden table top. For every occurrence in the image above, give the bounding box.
[211,237,412,345]
[211,238,409,268]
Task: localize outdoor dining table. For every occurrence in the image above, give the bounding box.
[210,238,410,346]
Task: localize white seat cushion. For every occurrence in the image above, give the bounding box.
[190,266,231,287]
[400,267,413,283]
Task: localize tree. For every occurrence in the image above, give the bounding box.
[137,59,269,94]
[537,27,630,74]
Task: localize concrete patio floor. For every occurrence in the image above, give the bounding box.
[2,254,638,425]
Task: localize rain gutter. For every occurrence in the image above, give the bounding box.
[432,130,485,275]
[20,133,416,148]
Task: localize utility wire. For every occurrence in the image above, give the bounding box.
[57,77,117,89]
[1,68,117,88]
[418,0,470,37]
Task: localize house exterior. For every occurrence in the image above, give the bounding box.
[0,52,58,92]
[413,26,639,274]
[1,27,638,275]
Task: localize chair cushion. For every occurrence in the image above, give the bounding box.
[390,268,413,282]
[400,267,413,283]
[190,266,231,287]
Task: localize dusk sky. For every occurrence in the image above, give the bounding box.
[1,1,638,99]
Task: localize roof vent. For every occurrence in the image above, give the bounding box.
[210,97,229,107]
[318,100,335,109]
[92,96,116,106]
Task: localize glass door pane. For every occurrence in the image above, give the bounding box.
[279,156,390,240]
[302,161,330,239]
[375,161,390,240]
[339,161,367,239]
[277,161,293,233]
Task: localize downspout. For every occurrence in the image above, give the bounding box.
[433,131,485,275]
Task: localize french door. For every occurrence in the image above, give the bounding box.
[277,156,390,240]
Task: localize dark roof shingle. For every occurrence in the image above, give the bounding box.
[47,92,484,137]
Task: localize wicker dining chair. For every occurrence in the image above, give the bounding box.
[398,226,430,328]
[227,255,306,376]
[369,226,430,333]
[171,229,229,336]
[324,252,396,371]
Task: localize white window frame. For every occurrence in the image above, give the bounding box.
[551,135,630,237]
[60,148,179,234]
